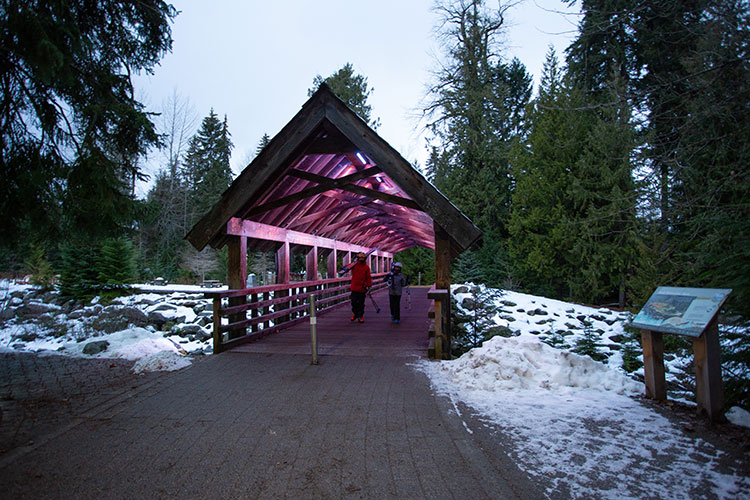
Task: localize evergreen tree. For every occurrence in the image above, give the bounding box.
[425,0,532,287]
[309,63,380,128]
[97,237,137,288]
[182,110,234,225]
[256,133,271,157]
[0,0,176,247]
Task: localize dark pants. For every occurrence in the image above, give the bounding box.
[389,294,402,320]
[351,291,366,318]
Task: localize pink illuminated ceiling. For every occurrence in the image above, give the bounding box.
[241,148,435,254]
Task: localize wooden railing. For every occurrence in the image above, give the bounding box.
[205,273,388,353]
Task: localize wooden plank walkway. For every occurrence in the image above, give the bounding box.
[231,287,431,358]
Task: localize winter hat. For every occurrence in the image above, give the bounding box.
[393,262,402,269]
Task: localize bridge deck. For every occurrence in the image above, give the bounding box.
[230,287,431,358]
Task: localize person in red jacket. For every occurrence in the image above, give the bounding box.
[349,252,372,323]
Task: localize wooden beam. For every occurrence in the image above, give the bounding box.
[641,330,666,401]
[434,222,451,290]
[693,317,724,421]
[247,166,384,218]
[227,218,389,256]
[227,235,247,340]
[327,248,337,278]
[335,184,421,210]
[306,246,318,281]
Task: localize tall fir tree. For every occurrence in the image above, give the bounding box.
[309,63,380,128]
[0,0,176,249]
[425,0,532,286]
[182,109,234,225]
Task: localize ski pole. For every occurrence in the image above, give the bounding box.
[367,288,380,313]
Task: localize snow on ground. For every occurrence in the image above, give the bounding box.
[417,285,750,499]
[418,335,749,499]
[0,280,214,372]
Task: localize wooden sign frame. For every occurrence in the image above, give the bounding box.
[633,287,731,422]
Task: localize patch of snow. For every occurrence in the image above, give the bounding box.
[132,350,192,374]
[726,406,750,428]
[417,333,749,499]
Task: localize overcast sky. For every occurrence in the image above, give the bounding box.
[133,0,580,196]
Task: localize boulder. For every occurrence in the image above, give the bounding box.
[91,306,149,333]
[527,308,548,316]
[486,326,514,338]
[453,286,470,294]
[148,310,186,329]
[15,301,60,318]
[172,324,204,338]
[193,303,208,314]
[500,300,517,307]
[82,340,109,355]
[460,297,478,310]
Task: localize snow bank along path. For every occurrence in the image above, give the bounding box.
[418,334,749,500]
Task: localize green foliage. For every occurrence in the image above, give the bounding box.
[97,238,137,288]
[572,326,608,362]
[394,247,434,286]
[59,237,137,299]
[58,243,100,300]
[451,285,503,354]
[182,110,234,226]
[309,63,379,128]
[621,340,643,374]
[721,322,750,409]
[24,244,55,289]
[0,0,176,247]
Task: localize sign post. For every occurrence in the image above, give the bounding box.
[631,287,731,421]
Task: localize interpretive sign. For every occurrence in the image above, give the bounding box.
[631,287,732,338]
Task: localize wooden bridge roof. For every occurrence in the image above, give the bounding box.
[186,84,481,256]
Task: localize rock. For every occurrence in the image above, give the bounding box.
[536,319,550,325]
[566,308,575,313]
[500,315,516,323]
[0,308,15,321]
[528,308,548,316]
[453,286,470,294]
[172,324,204,337]
[10,290,25,299]
[576,315,587,322]
[150,303,177,313]
[565,322,580,330]
[461,297,478,310]
[180,300,198,308]
[10,297,23,307]
[148,311,185,330]
[604,318,617,326]
[487,326,514,338]
[500,300,517,307]
[516,308,525,313]
[591,314,606,321]
[82,340,109,355]
[193,303,208,314]
[13,331,38,342]
[197,316,213,327]
[137,296,163,306]
[91,306,149,333]
[609,334,624,343]
[15,301,60,318]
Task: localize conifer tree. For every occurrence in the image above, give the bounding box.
[0,0,176,247]
[309,63,380,128]
[182,110,234,225]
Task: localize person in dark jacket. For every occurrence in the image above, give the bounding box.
[386,262,408,324]
[349,252,372,323]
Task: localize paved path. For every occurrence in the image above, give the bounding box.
[0,288,546,499]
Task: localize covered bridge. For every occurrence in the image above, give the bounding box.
[186,84,481,357]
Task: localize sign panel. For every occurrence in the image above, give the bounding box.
[631,287,732,337]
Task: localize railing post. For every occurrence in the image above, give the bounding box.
[212,297,223,354]
[309,294,319,365]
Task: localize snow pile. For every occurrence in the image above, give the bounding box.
[418,335,749,499]
[437,333,643,395]
[725,406,750,428]
[60,327,193,373]
[132,350,193,374]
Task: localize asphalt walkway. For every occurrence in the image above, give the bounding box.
[0,289,546,499]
